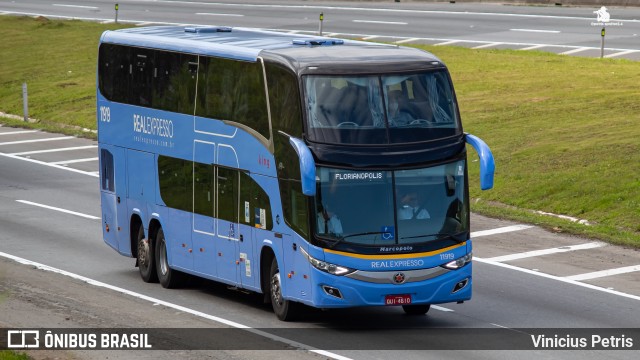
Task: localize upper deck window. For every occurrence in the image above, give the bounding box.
[304,70,460,144]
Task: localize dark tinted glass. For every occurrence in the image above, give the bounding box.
[197,57,269,139]
[266,63,302,137]
[193,162,213,217]
[240,173,273,230]
[100,149,114,192]
[158,156,193,212]
[217,167,239,222]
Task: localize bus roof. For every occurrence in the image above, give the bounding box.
[100,26,443,72]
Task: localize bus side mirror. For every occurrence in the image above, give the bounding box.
[288,137,317,196]
[465,133,495,190]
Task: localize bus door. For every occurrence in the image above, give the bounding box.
[100,145,126,253]
[192,140,216,276]
[216,145,240,284]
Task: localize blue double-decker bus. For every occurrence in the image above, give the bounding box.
[97,25,494,321]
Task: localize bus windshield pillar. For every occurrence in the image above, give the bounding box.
[465,133,495,190]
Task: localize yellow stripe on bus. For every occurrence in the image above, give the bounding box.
[323,242,467,260]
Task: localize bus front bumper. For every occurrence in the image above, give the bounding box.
[307,263,472,308]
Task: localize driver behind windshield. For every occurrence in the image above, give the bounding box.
[317,203,344,237]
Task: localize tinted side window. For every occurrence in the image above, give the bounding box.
[266,63,302,137]
[101,149,114,192]
[153,51,198,114]
[98,44,130,103]
[240,173,273,230]
[217,167,239,223]
[197,57,269,139]
[193,162,214,217]
[158,156,193,212]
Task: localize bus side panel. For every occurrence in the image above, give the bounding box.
[281,235,313,305]
[126,149,157,233]
[99,145,130,256]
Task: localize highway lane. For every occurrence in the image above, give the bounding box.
[1,0,640,59]
[1,129,639,359]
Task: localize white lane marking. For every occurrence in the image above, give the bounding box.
[136,22,155,26]
[0,130,38,136]
[50,157,99,165]
[133,1,639,23]
[10,145,97,156]
[0,251,354,360]
[52,4,99,10]
[605,50,640,58]
[561,47,590,55]
[395,37,420,44]
[352,20,407,25]
[16,200,100,220]
[0,136,74,146]
[432,305,454,312]
[484,242,606,263]
[0,152,99,177]
[195,12,244,17]
[565,265,640,281]
[435,40,461,46]
[362,35,379,40]
[475,257,640,302]
[510,29,560,34]
[520,44,547,50]
[1,11,639,57]
[472,42,502,49]
[101,20,115,24]
[310,350,353,360]
[471,225,533,238]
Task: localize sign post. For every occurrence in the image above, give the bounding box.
[600,27,605,58]
[319,12,324,36]
[115,4,119,24]
[22,83,28,122]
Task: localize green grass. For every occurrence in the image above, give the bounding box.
[0,351,30,360]
[414,45,640,247]
[0,16,638,246]
[0,16,129,135]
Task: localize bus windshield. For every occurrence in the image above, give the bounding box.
[313,160,468,248]
[304,70,460,144]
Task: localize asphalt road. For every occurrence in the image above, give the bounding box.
[0,128,639,359]
[1,0,640,59]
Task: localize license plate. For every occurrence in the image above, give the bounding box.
[385,294,412,306]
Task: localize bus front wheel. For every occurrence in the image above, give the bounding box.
[402,304,430,315]
[155,228,184,289]
[269,258,301,321]
[137,225,158,283]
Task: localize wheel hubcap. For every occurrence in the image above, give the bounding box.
[271,272,283,306]
[138,239,149,267]
[159,240,168,276]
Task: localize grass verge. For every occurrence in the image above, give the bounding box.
[0,15,638,247]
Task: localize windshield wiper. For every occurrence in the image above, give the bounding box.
[400,231,467,242]
[329,231,390,249]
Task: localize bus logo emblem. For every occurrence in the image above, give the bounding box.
[393,272,406,284]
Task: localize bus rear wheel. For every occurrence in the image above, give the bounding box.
[269,258,301,321]
[137,225,158,283]
[155,228,184,289]
[402,304,430,315]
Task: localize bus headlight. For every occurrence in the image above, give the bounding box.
[442,253,472,270]
[300,248,355,276]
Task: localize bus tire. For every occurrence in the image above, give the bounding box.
[137,225,158,283]
[269,258,301,321]
[402,304,430,315]
[155,228,183,289]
